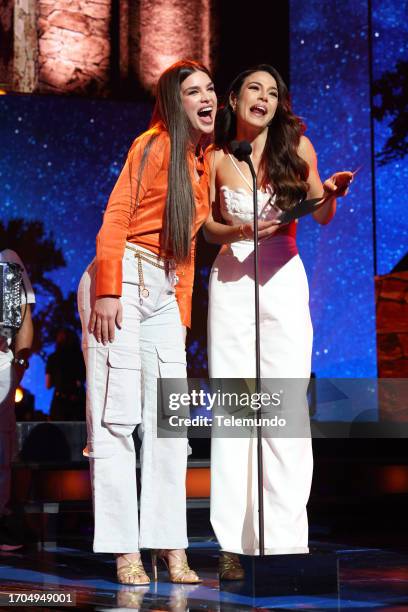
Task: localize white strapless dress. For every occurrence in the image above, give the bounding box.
[208,186,313,555]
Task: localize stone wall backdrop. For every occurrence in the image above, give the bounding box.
[376,271,408,377]
[0,0,15,88]
[4,0,214,96]
[376,270,408,422]
[37,0,111,96]
[134,0,211,92]
[13,0,38,91]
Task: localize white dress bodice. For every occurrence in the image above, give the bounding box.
[219,185,280,226]
[216,155,297,262]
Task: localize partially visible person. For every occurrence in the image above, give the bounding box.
[46,328,86,421]
[0,249,35,550]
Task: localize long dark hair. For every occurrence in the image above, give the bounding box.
[133,60,212,263]
[215,64,309,210]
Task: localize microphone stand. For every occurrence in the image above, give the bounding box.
[242,154,265,557]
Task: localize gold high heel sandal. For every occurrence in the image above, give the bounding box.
[151,549,202,584]
[116,554,150,585]
[219,552,245,581]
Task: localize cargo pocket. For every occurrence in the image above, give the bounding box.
[103,346,142,437]
[156,345,189,418]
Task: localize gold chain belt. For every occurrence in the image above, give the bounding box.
[125,244,175,301]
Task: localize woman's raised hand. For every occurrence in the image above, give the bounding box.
[323,171,354,198]
[89,297,123,344]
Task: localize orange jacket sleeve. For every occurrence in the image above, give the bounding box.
[95,132,165,297]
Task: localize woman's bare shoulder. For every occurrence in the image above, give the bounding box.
[297,135,317,162]
[205,144,227,168]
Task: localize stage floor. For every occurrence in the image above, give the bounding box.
[1,537,408,611]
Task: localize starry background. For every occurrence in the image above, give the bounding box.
[1,0,407,414]
[290,0,377,377]
[372,0,408,274]
[291,0,407,377]
[0,95,153,411]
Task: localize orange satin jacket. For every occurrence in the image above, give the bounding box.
[95,127,210,328]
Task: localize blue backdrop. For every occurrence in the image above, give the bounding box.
[372,0,408,274]
[290,0,377,377]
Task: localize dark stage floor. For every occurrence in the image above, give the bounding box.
[1,536,408,611]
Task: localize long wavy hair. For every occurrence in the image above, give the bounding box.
[215,64,309,210]
[133,60,212,263]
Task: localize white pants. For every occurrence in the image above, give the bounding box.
[208,237,314,555]
[78,245,189,553]
[0,364,16,517]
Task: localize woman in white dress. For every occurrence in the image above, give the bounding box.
[204,64,352,577]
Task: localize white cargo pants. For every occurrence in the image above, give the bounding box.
[78,244,189,553]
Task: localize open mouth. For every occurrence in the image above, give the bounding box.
[197,106,213,124]
[250,105,267,116]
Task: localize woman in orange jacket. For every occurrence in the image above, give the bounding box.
[78,60,217,585]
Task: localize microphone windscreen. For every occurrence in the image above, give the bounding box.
[230,140,252,161]
[230,140,240,156]
[239,141,252,156]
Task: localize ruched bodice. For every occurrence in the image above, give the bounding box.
[219,185,297,241]
[219,185,280,225]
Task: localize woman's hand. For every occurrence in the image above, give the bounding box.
[89,297,123,344]
[242,219,282,240]
[323,171,354,199]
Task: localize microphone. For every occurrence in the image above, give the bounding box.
[230,140,252,161]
